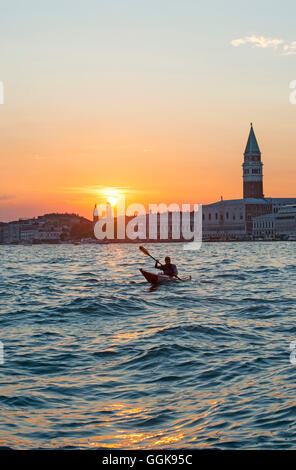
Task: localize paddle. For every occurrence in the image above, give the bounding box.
[139,246,191,281]
[139,246,160,264]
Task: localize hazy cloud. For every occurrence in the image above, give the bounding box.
[231,35,296,55]
[0,194,14,202]
[283,41,296,55]
[231,35,284,49]
[63,186,149,196]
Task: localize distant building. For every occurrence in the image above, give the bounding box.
[252,204,296,240]
[37,229,63,241]
[20,227,39,243]
[267,198,296,214]
[0,213,89,244]
[2,222,20,244]
[252,213,276,239]
[203,198,271,239]
[0,223,5,243]
[276,204,296,238]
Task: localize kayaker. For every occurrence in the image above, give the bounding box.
[155,256,178,277]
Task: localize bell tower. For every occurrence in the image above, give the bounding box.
[243,123,264,199]
[93,204,99,223]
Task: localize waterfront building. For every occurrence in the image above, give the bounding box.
[2,222,20,244]
[276,204,296,238]
[252,213,276,239]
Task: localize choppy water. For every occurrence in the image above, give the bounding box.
[0,242,296,449]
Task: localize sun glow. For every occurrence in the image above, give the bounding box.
[106,196,118,207]
[102,188,122,207]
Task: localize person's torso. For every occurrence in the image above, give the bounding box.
[162,264,176,276]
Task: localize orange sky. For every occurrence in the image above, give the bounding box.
[1,1,296,222]
[1,113,295,222]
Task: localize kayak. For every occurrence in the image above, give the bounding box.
[139,269,191,285]
[139,269,175,285]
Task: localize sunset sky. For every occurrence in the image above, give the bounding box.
[1,0,296,222]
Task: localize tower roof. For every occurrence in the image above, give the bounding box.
[244,123,261,154]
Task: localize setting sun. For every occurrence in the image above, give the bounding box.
[106,196,118,207]
[102,188,122,207]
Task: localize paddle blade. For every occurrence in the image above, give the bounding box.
[139,246,150,257]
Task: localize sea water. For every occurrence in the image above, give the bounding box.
[0,242,295,449]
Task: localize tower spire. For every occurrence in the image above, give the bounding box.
[244,123,261,155]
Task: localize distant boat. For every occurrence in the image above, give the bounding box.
[80,238,97,244]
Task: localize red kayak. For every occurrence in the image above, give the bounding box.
[139,269,191,285]
[139,269,175,285]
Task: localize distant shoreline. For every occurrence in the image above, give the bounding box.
[0,239,295,246]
